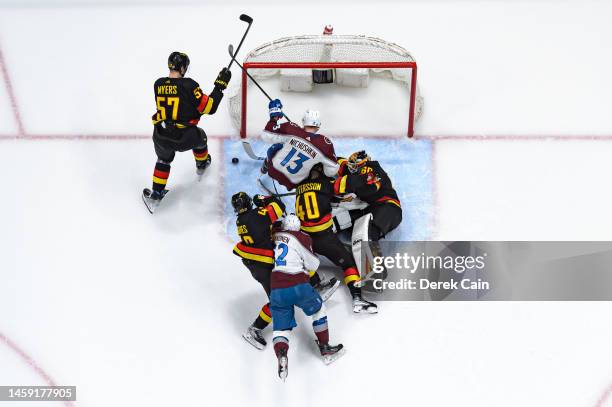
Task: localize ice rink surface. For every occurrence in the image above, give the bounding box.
[2,0,612,406]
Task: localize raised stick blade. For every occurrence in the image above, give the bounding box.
[240,14,253,24]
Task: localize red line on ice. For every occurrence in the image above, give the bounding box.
[0,331,74,407]
[0,43,25,137]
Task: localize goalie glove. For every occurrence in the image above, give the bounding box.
[269,98,283,120]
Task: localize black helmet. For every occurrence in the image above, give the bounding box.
[231,192,252,214]
[168,51,190,74]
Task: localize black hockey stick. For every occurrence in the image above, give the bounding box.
[227,14,253,70]
[229,43,291,161]
[257,179,297,197]
[228,44,292,123]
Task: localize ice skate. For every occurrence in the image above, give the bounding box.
[242,325,266,350]
[317,341,345,365]
[314,277,340,302]
[196,155,212,180]
[142,188,168,214]
[277,348,288,381]
[352,295,378,314]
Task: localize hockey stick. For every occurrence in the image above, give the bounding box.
[230,43,289,161]
[257,178,296,198]
[228,44,293,123]
[227,14,253,70]
[241,140,265,161]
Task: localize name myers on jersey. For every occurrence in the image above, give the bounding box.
[157,85,178,95]
[289,138,317,159]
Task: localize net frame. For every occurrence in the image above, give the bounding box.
[230,35,422,138]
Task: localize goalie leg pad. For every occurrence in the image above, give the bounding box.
[351,213,374,279]
[331,206,353,232]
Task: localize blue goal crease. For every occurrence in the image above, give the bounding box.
[222,138,433,242]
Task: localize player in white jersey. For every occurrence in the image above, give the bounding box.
[269,215,344,380]
[258,99,339,201]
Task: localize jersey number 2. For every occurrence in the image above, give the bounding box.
[274,242,288,266]
[280,147,310,174]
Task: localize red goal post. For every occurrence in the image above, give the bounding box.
[228,34,423,139]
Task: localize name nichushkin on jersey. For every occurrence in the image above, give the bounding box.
[289,138,317,159]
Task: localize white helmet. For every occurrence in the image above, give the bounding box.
[282,214,301,232]
[302,109,321,129]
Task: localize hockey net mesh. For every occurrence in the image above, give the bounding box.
[228,35,424,137]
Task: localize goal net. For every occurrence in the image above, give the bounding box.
[228,33,423,140]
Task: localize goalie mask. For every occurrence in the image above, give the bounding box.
[347,150,371,174]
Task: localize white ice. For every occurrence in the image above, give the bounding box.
[1,1,612,406]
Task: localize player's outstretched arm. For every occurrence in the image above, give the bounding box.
[261,99,289,143]
[196,68,232,116]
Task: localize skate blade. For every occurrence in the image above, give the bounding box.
[322,348,346,365]
[242,333,266,350]
[196,169,207,182]
[353,305,379,314]
[321,280,341,302]
[142,195,159,214]
[278,356,288,381]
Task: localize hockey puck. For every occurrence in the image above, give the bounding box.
[232,157,239,164]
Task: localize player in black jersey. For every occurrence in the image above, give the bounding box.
[335,151,402,241]
[142,51,231,213]
[231,192,340,350]
[295,164,378,314]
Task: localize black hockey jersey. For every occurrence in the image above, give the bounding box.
[232,199,285,265]
[152,77,223,127]
[295,177,336,234]
[335,159,400,208]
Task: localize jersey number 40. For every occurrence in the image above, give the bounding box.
[296,191,320,221]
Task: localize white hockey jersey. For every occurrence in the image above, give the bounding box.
[271,229,320,289]
[262,120,339,190]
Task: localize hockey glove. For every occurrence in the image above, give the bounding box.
[214,68,232,90]
[253,194,272,208]
[269,99,283,120]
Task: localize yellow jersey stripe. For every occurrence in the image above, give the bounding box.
[233,247,275,264]
[300,218,334,233]
[202,97,214,114]
[269,202,283,219]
